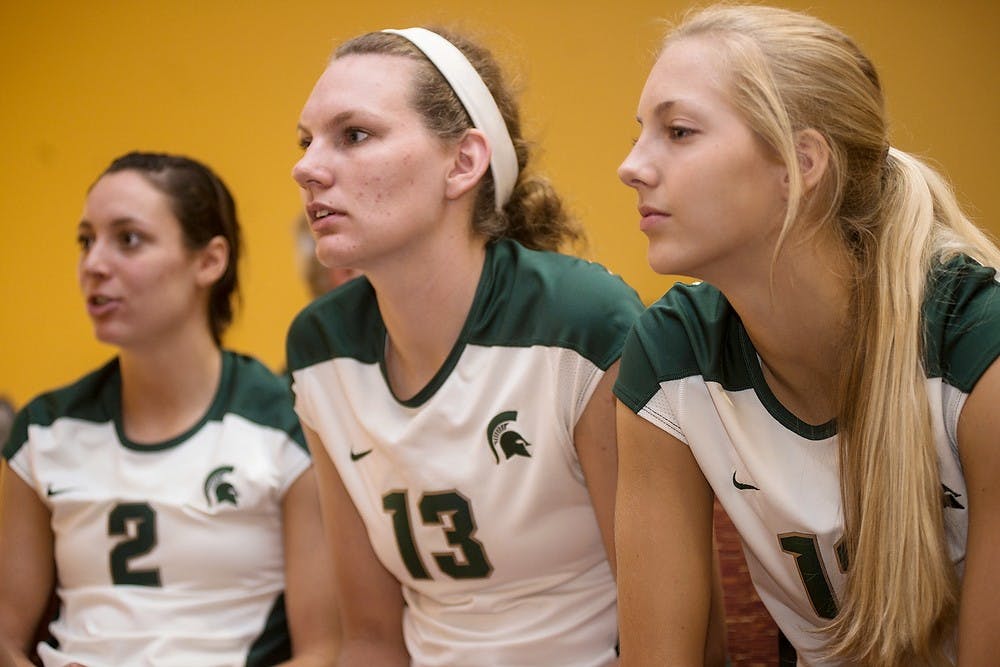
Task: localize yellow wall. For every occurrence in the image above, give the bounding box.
[2,1,997,407]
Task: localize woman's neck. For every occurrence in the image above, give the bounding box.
[118,327,222,444]
[372,233,488,401]
[721,229,854,425]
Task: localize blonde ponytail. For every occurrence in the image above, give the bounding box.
[667,7,1000,665]
[832,148,958,665]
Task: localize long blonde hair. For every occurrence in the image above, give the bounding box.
[667,5,1000,665]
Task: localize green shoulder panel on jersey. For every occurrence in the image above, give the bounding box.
[285,276,383,373]
[284,240,643,373]
[3,352,306,460]
[218,352,308,452]
[922,254,1000,393]
[3,359,121,461]
[465,239,644,370]
[614,281,753,413]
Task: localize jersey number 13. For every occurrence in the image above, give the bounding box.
[383,490,493,580]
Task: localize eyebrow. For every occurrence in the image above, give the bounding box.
[297,110,360,135]
[636,100,676,124]
[77,217,140,231]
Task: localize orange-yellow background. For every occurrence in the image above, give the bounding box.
[2,0,997,407]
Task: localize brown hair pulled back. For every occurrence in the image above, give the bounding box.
[335,28,584,253]
[98,151,242,345]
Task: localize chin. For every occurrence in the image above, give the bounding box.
[647,252,682,277]
[646,242,706,278]
[93,332,122,348]
[315,243,358,271]
[91,323,131,349]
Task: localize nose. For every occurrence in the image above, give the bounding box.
[291,145,330,191]
[617,140,653,189]
[78,237,110,282]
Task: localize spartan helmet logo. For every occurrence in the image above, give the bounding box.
[203,465,239,508]
[486,411,532,464]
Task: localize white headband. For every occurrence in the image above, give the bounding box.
[382,27,518,211]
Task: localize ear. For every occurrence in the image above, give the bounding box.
[794,128,830,192]
[194,235,229,288]
[445,129,492,201]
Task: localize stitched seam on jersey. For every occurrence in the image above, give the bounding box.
[638,404,683,441]
[573,360,602,420]
[561,351,602,478]
[612,383,652,416]
[942,383,967,462]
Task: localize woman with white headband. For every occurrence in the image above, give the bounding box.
[287,26,650,666]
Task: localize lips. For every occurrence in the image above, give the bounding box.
[306,202,347,234]
[638,204,670,232]
[85,294,120,318]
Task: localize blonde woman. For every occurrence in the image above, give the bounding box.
[614,5,1000,666]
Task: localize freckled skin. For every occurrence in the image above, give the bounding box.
[292,54,456,275]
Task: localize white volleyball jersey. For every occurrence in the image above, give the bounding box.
[614,256,1000,666]
[3,351,311,667]
[288,239,643,667]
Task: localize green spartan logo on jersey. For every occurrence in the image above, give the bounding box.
[486,411,532,464]
[203,465,239,507]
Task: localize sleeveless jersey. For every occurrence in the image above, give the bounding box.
[3,351,310,667]
[614,255,1000,666]
[287,239,643,667]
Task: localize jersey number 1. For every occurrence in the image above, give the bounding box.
[383,490,493,580]
[779,532,848,619]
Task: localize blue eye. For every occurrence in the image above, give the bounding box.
[345,128,371,144]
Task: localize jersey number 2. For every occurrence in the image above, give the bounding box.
[383,490,493,580]
[108,502,162,587]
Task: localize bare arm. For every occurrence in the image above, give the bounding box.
[303,426,409,667]
[704,535,728,667]
[615,402,716,666]
[956,356,1000,665]
[574,361,621,577]
[278,467,340,665]
[0,461,56,666]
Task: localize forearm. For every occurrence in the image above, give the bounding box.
[0,638,37,667]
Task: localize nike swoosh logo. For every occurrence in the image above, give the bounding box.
[732,471,759,491]
[350,449,373,462]
[46,485,75,497]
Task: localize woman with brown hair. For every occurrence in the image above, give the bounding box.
[287,26,645,666]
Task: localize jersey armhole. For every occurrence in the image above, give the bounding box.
[637,381,688,445]
[277,454,312,500]
[3,454,43,503]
